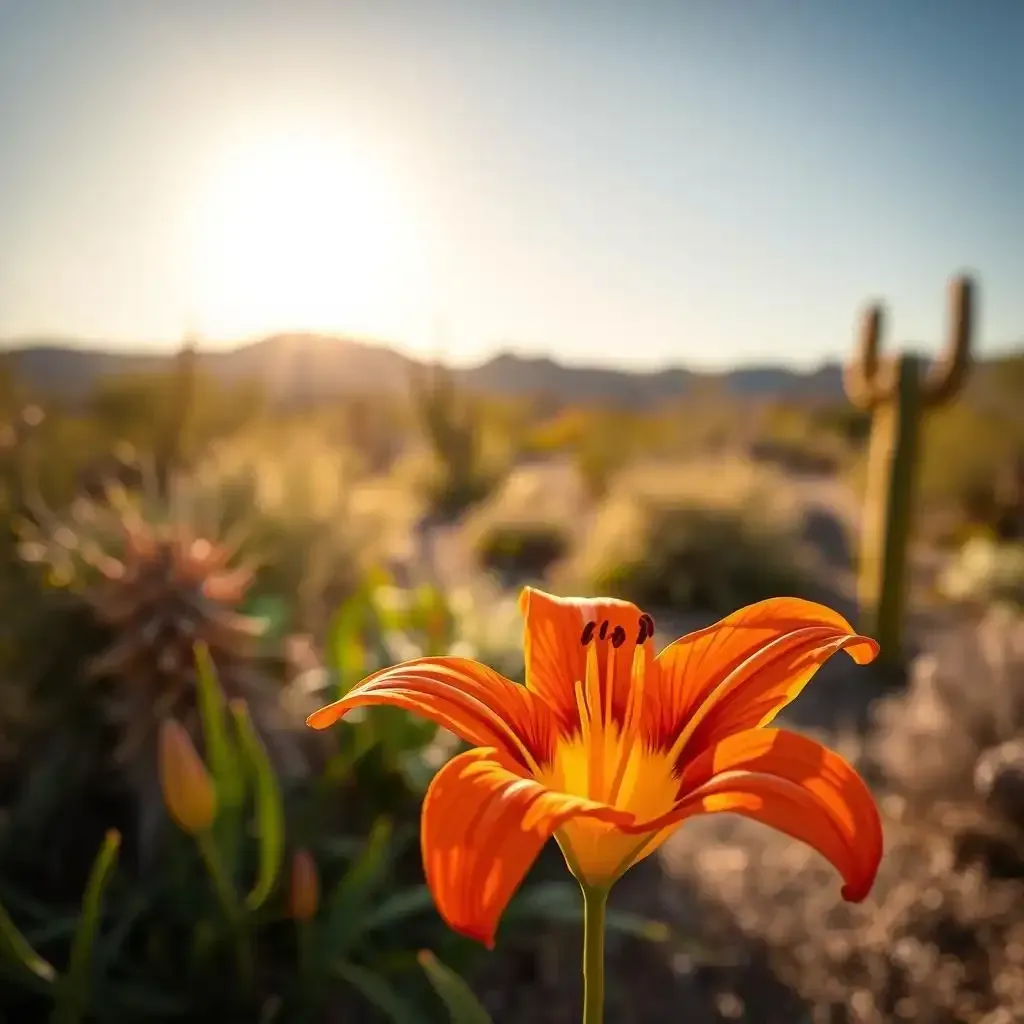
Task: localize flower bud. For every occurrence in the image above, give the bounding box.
[158,718,216,835]
[289,848,320,922]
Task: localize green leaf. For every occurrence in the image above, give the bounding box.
[358,885,434,935]
[319,818,393,957]
[417,950,494,1024]
[504,882,672,943]
[92,876,168,973]
[52,829,121,1024]
[194,642,246,866]
[327,593,371,695]
[0,900,56,986]
[333,960,427,1024]
[230,701,285,912]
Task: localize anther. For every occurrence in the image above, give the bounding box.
[598,620,609,640]
[580,621,597,646]
[611,625,627,648]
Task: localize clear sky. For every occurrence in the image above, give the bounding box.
[0,0,1021,369]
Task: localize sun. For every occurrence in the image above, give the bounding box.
[190,132,427,342]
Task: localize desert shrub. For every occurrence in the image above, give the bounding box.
[561,458,820,615]
[750,400,854,475]
[573,411,641,501]
[408,362,500,521]
[464,464,582,583]
[473,521,572,582]
[937,536,1024,610]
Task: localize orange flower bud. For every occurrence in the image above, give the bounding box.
[288,849,319,922]
[158,718,216,835]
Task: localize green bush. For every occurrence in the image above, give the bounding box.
[472,521,571,582]
[562,460,819,615]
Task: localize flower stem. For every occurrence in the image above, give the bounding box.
[197,831,253,992]
[580,883,608,1024]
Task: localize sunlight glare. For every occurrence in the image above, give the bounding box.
[191,133,426,342]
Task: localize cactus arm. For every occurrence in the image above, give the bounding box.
[921,275,974,406]
[843,305,896,410]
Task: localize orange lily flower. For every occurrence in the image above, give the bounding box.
[308,589,883,948]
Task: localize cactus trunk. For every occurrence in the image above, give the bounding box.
[858,354,922,664]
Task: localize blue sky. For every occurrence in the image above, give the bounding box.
[0,0,1021,369]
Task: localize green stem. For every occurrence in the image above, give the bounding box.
[580,884,608,1024]
[197,831,253,992]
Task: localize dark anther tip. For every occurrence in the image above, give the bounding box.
[636,614,655,646]
[598,621,609,640]
[611,625,627,648]
[580,621,597,645]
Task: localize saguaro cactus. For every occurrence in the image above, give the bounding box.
[843,275,975,665]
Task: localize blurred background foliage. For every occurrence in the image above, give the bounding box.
[0,347,1022,1021]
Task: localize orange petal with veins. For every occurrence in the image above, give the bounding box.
[650,598,877,759]
[306,657,556,772]
[634,727,882,901]
[422,747,633,947]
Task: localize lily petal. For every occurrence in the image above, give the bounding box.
[519,587,656,729]
[651,598,877,760]
[306,657,555,772]
[422,747,633,947]
[635,728,882,901]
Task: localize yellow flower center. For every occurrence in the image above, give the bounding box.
[534,640,680,885]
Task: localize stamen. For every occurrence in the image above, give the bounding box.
[610,625,627,649]
[584,642,605,797]
[598,620,609,640]
[603,630,615,725]
[607,644,648,805]
[580,620,597,646]
[574,680,592,751]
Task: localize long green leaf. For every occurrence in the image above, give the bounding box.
[93,874,168,973]
[194,642,239,797]
[326,592,370,696]
[417,951,494,1024]
[51,829,121,1024]
[358,885,434,935]
[0,900,56,985]
[194,642,246,867]
[333,960,427,1024]
[230,700,284,911]
[319,818,393,957]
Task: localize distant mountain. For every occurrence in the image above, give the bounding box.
[1,332,1018,410]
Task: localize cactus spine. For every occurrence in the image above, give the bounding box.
[843,275,975,664]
